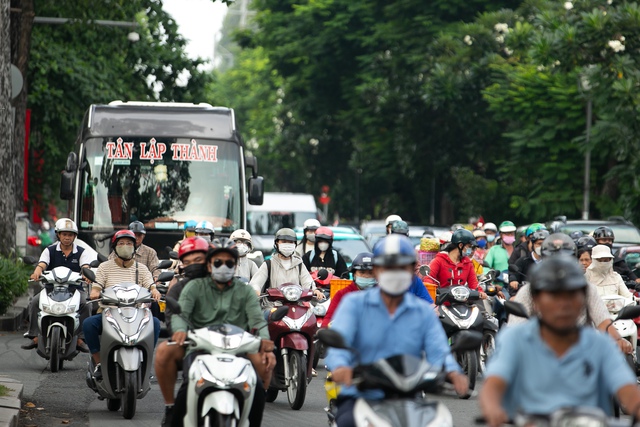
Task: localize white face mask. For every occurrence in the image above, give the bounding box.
[236,243,249,257]
[534,247,542,256]
[377,270,413,296]
[318,242,330,252]
[278,243,296,257]
[198,235,212,242]
[592,260,612,273]
[115,245,134,260]
[306,233,316,243]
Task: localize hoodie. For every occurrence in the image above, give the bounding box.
[585,262,632,298]
[425,252,479,290]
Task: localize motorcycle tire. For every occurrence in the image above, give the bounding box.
[50,327,62,373]
[479,330,496,374]
[107,398,121,412]
[265,387,279,403]
[203,410,236,427]
[458,350,478,400]
[122,371,137,419]
[313,340,323,369]
[286,350,307,410]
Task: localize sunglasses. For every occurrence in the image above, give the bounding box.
[213,259,236,269]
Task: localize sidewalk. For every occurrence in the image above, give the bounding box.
[0,376,22,427]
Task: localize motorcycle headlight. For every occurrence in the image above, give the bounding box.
[313,304,327,317]
[451,287,470,302]
[51,303,67,315]
[281,285,303,302]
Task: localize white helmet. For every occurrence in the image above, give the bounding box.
[439,231,453,244]
[385,214,402,227]
[54,218,78,234]
[195,220,215,235]
[303,219,321,230]
[483,222,498,233]
[230,229,253,250]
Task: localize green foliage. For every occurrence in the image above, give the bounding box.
[0,257,31,316]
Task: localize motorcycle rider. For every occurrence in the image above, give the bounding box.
[84,230,162,381]
[508,223,546,264]
[230,229,259,281]
[296,218,321,257]
[172,220,197,252]
[250,228,324,300]
[23,218,94,351]
[384,214,402,234]
[483,222,498,249]
[326,234,468,427]
[194,220,215,243]
[485,221,517,272]
[169,240,276,427]
[480,256,640,427]
[302,226,349,278]
[472,229,488,275]
[390,220,409,236]
[156,237,210,427]
[585,245,633,298]
[109,221,160,280]
[508,229,549,292]
[508,234,633,354]
[593,226,640,283]
[577,236,596,272]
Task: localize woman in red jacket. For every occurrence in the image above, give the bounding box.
[426,229,487,299]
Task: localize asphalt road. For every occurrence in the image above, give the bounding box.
[0,331,482,427]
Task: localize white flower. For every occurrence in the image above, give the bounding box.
[554,60,561,66]
[620,36,625,41]
[537,65,545,71]
[496,35,504,43]
[564,1,573,10]
[607,0,613,4]
[494,23,509,34]
[504,47,513,56]
[309,138,319,147]
[464,35,473,46]
[580,76,591,91]
[608,40,625,53]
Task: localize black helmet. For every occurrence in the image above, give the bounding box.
[451,229,475,246]
[541,233,577,257]
[207,237,238,262]
[390,220,409,236]
[350,252,373,272]
[576,236,597,252]
[593,226,615,241]
[530,229,550,243]
[128,220,146,235]
[530,255,588,294]
[569,230,583,241]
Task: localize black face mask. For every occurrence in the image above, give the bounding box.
[182,263,208,280]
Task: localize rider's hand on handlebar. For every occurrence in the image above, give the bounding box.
[331,366,353,386]
[313,289,326,300]
[29,272,41,281]
[151,289,161,301]
[90,288,101,300]
[509,281,519,290]
[497,291,506,299]
[172,331,187,346]
[618,338,633,354]
[479,291,488,300]
[447,371,469,397]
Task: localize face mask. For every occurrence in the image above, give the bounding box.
[198,235,212,242]
[306,233,316,243]
[463,247,473,257]
[476,239,487,249]
[318,242,330,252]
[502,235,516,245]
[236,243,249,257]
[592,260,612,273]
[211,265,235,283]
[115,245,134,260]
[183,263,208,279]
[278,243,296,257]
[377,271,413,296]
[534,247,542,256]
[355,277,377,289]
[486,235,496,243]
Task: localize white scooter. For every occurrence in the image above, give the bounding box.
[166,297,288,427]
[602,294,638,370]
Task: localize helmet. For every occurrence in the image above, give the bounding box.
[541,233,577,257]
[451,229,475,246]
[230,229,252,244]
[350,252,374,272]
[178,237,210,260]
[303,219,321,231]
[207,237,239,262]
[439,231,453,244]
[450,224,465,232]
[569,230,584,241]
[390,220,409,236]
[525,223,546,238]
[530,255,588,294]
[195,220,215,236]
[55,218,78,234]
[483,222,498,233]
[576,236,597,252]
[499,221,517,233]
[385,215,402,227]
[530,229,550,243]
[473,229,487,238]
[183,220,198,231]
[315,226,334,242]
[275,228,297,243]
[372,234,416,266]
[128,221,146,235]
[593,226,615,241]
[111,230,136,248]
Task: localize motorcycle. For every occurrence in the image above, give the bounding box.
[311,269,333,368]
[476,406,639,427]
[262,282,318,410]
[32,266,85,372]
[165,297,288,427]
[319,328,482,427]
[477,270,500,374]
[82,267,173,419]
[602,295,638,373]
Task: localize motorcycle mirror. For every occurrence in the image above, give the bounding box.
[22,256,37,265]
[157,271,175,283]
[168,250,179,260]
[419,265,431,276]
[157,259,173,269]
[450,330,483,353]
[504,301,530,319]
[615,305,640,321]
[89,260,101,268]
[317,329,350,350]
[269,306,289,322]
[166,296,182,315]
[97,253,108,263]
[82,267,97,283]
[317,269,329,281]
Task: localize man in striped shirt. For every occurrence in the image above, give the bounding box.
[108,221,160,280]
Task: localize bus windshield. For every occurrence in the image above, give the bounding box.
[80,137,242,232]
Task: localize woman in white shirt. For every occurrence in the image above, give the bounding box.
[586,245,632,298]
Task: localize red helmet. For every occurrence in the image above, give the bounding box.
[111,230,136,248]
[179,237,210,260]
[315,226,334,242]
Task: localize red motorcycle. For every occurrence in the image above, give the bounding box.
[310,269,333,368]
[263,282,318,410]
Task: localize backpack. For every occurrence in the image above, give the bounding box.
[261,259,303,293]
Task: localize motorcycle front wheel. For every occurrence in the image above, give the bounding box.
[122,371,137,419]
[479,330,496,373]
[49,326,63,373]
[286,350,307,410]
[457,350,477,399]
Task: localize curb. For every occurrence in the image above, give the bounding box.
[0,376,23,427]
[0,294,30,332]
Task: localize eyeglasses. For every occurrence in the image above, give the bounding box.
[213,259,236,269]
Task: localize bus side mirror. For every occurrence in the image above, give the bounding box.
[60,152,77,200]
[245,155,259,178]
[248,176,264,206]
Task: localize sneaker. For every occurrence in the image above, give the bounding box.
[312,368,318,377]
[161,405,174,427]
[93,364,103,381]
[21,338,38,350]
[77,339,89,353]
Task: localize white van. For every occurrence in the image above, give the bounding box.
[247,192,319,257]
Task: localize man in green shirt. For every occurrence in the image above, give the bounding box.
[485,220,517,273]
[167,240,275,427]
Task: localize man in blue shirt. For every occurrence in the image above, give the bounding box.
[480,256,640,427]
[326,234,467,427]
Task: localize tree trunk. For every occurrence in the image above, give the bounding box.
[0,0,17,254]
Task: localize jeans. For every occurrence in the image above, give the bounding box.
[27,290,90,339]
[82,313,161,354]
[335,397,357,427]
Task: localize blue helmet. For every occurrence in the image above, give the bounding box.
[350,252,374,272]
[372,234,416,266]
[184,220,198,231]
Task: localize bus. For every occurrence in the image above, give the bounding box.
[60,101,264,258]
